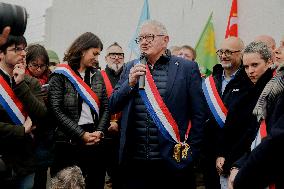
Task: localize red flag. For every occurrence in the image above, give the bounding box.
[225,0,238,38]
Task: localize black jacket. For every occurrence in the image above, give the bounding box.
[234,68,284,189]
[202,64,253,157]
[0,72,47,177]
[218,68,273,175]
[48,68,109,143]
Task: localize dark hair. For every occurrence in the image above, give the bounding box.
[63,32,103,70]
[0,35,27,52]
[26,44,49,66]
[181,45,196,60]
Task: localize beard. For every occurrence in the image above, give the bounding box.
[108,62,124,73]
[221,62,232,69]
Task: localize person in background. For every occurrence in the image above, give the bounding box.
[50,166,85,189]
[275,45,284,68]
[102,42,125,189]
[110,20,206,189]
[48,32,109,189]
[25,44,54,189]
[169,45,181,56]
[0,35,47,189]
[47,49,60,72]
[216,41,273,189]
[177,45,196,61]
[230,43,284,189]
[280,35,284,47]
[201,37,252,189]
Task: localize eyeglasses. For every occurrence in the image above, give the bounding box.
[7,46,26,54]
[135,34,165,44]
[216,49,241,57]
[29,62,47,70]
[108,53,124,59]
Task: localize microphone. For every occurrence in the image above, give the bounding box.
[138,52,148,89]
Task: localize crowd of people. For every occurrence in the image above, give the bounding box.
[0,17,284,189]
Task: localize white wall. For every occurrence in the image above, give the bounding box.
[43,0,284,68]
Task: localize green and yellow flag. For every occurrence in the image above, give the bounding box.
[195,12,218,77]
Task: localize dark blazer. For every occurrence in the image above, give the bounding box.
[109,55,207,170]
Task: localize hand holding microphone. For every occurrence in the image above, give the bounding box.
[128,53,147,88]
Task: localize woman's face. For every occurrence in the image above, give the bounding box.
[243,53,271,84]
[27,57,47,77]
[275,46,284,66]
[80,47,101,69]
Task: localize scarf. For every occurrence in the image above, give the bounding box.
[253,65,284,121]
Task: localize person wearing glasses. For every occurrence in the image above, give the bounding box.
[0,35,47,188]
[200,36,253,189]
[110,20,207,189]
[102,42,124,189]
[25,44,55,189]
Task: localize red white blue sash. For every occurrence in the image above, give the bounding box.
[251,120,275,189]
[251,120,267,150]
[54,64,100,116]
[138,63,191,145]
[0,76,26,125]
[101,70,113,98]
[202,75,228,127]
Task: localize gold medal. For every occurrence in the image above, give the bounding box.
[181,143,190,159]
[173,143,182,162]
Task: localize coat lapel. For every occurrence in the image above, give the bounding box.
[165,57,179,100]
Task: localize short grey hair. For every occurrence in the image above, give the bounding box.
[140,20,168,35]
[50,166,85,189]
[243,41,272,62]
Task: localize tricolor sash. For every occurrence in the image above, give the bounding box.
[202,75,228,127]
[0,76,27,125]
[101,70,113,98]
[138,62,191,163]
[251,120,275,189]
[54,64,100,116]
[101,70,121,121]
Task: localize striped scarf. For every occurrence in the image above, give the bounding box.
[253,66,284,122]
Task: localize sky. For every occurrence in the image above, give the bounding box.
[1,0,53,43]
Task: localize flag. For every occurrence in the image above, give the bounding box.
[128,0,150,59]
[195,12,218,77]
[225,0,238,38]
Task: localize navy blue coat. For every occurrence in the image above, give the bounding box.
[109,55,207,170]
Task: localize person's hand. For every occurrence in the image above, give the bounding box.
[13,63,26,84]
[216,156,225,175]
[93,131,104,143]
[0,27,10,46]
[128,63,146,87]
[108,121,119,133]
[228,167,239,189]
[82,132,97,145]
[23,116,33,134]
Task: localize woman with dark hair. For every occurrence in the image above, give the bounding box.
[25,44,54,189]
[26,44,50,86]
[48,32,109,189]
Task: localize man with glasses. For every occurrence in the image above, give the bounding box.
[201,36,253,189]
[0,35,47,188]
[110,20,207,189]
[102,42,125,189]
